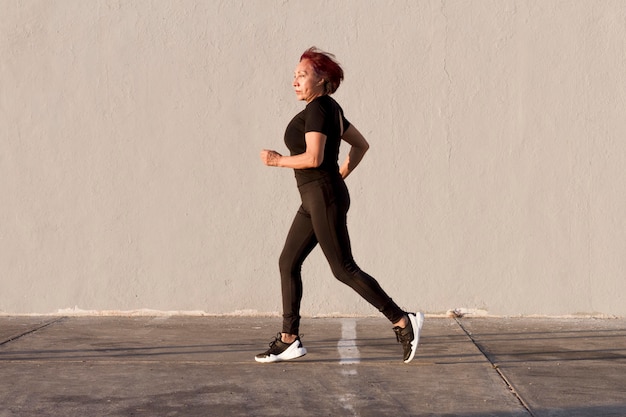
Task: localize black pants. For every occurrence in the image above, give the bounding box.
[279,174,405,334]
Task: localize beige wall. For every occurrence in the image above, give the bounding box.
[2,1,625,317]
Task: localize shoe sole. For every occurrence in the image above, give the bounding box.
[404,312,424,364]
[255,341,307,363]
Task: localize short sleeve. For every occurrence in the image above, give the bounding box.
[342,114,351,133]
[304,99,327,134]
[305,97,351,135]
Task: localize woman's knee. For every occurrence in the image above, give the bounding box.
[279,251,299,276]
[329,258,360,283]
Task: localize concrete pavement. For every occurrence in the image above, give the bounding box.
[1,316,625,417]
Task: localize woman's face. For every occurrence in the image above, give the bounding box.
[293,59,324,102]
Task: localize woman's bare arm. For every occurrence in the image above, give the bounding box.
[260,132,326,169]
[339,125,369,179]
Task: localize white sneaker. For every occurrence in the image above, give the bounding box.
[393,312,424,363]
[255,333,307,363]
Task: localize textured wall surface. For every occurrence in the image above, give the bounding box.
[2,1,625,316]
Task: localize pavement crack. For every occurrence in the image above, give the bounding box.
[0,317,66,346]
[454,317,537,417]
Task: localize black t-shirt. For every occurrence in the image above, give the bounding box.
[284,95,351,186]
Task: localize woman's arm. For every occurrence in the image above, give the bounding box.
[260,132,326,169]
[339,124,369,179]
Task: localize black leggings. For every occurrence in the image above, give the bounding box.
[279,175,405,334]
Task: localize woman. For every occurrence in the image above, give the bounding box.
[257,47,424,364]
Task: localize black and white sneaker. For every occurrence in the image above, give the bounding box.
[393,312,424,363]
[255,333,307,363]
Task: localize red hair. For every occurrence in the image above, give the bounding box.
[300,47,344,95]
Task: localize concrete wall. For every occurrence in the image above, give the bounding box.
[2,0,625,317]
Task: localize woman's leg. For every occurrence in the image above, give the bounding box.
[278,206,318,335]
[302,178,406,324]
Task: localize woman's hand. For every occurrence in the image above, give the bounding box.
[260,149,283,167]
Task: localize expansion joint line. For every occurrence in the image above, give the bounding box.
[454,317,537,417]
[0,317,66,346]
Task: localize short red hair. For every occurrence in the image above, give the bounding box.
[300,47,344,95]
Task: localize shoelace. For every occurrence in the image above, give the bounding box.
[268,333,282,348]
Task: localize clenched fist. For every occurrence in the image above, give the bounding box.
[260,149,282,167]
